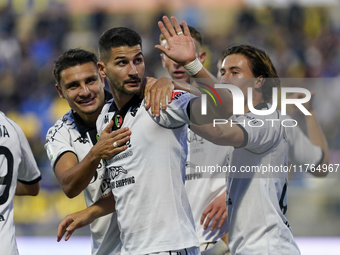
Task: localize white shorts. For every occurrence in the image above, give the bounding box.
[149,246,201,255]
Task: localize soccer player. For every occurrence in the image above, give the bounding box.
[45,49,132,254]
[0,112,41,255]
[57,26,232,254]
[159,25,230,253]
[155,16,328,255]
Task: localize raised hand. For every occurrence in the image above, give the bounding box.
[155,16,196,66]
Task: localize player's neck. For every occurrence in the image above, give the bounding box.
[76,112,99,128]
[112,92,135,111]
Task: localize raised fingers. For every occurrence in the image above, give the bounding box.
[162,15,176,37]
[170,16,183,36]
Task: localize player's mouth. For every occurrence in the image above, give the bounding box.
[124,79,141,87]
[173,71,186,79]
[78,97,96,106]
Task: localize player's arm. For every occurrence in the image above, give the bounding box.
[57,192,115,242]
[304,93,329,171]
[15,181,39,196]
[14,119,41,196]
[54,120,131,198]
[190,123,245,147]
[289,91,329,176]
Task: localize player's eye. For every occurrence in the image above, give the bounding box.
[66,83,79,89]
[86,77,96,85]
[117,60,127,66]
[134,57,143,65]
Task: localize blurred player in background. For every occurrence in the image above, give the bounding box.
[0,112,41,255]
[159,25,230,253]
[45,48,131,254]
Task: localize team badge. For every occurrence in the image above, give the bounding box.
[114,115,123,128]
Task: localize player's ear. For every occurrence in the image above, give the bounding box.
[255,75,265,89]
[198,50,207,64]
[97,62,107,78]
[55,84,65,99]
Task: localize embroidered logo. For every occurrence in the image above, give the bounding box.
[114,115,123,128]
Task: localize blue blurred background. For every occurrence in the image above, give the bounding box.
[0,0,339,253]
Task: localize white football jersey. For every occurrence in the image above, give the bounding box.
[45,109,121,255]
[226,103,301,255]
[0,112,41,255]
[185,129,230,244]
[96,91,199,255]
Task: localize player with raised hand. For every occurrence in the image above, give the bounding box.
[57,24,233,254]
[154,15,328,255]
[158,24,230,253]
[0,112,41,255]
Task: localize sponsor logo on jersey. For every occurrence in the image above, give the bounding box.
[185,172,203,180]
[171,91,185,101]
[115,115,123,128]
[106,166,136,189]
[108,166,128,180]
[187,130,204,144]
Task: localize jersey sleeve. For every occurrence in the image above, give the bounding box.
[234,112,283,153]
[148,90,194,128]
[45,122,77,170]
[285,123,323,166]
[11,119,41,183]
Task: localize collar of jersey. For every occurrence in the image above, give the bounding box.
[108,95,143,113]
[108,95,143,131]
[252,102,269,111]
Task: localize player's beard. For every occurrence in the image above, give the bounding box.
[111,77,143,96]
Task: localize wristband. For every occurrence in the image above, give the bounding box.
[183,58,203,76]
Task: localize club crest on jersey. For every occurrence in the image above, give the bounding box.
[114,115,123,128]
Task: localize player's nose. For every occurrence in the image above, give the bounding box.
[79,83,91,96]
[128,63,138,75]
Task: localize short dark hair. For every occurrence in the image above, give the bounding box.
[159,24,203,48]
[222,44,280,102]
[53,48,98,86]
[98,27,142,63]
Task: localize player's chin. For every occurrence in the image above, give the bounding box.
[124,86,142,95]
[78,104,101,115]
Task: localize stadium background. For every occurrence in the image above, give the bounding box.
[0,0,339,254]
